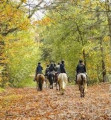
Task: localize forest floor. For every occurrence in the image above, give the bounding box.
[0,83,111,120]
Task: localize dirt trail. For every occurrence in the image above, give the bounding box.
[0,83,110,120]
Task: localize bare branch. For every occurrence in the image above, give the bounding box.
[1,28,18,36]
[28,0,44,18]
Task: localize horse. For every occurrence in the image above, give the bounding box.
[77,73,87,97]
[48,72,55,89]
[58,73,68,95]
[44,76,50,88]
[35,74,45,91]
[55,72,59,90]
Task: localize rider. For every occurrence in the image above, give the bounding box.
[54,63,57,72]
[54,63,61,82]
[34,62,43,81]
[48,62,55,88]
[60,60,66,73]
[49,62,55,73]
[56,63,61,74]
[75,59,86,83]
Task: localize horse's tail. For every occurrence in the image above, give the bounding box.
[38,74,44,91]
[38,75,42,83]
[61,74,64,89]
[49,73,54,85]
[61,74,67,90]
[81,74,84,85]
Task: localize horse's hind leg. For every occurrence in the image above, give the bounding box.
[80,92,83,97]
[39,81,43,91]
[56,81,58,90]
[81,87,85,97]
[36,82,39,91]
[61,89,64,95]
[50,83,53,89]
[40,83,43,91]
[52,83,53,89]
[39,83,41,91]
[79,87,80,91]
[51,78,53,89]
[83,91,85,97]
[84,83,87,92]
[41,84,43,91]
[80,91,82,97]
[58,82,60,91]
[83,89,85,97]
[80,86,83,97]
[49,78,52,89]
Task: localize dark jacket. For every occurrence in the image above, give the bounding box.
[56,65,60,74]
[76,63,86,74]
[36,65,43,74]
[49,64,55,72]
[45,67,49,76]
[60,63,66,73]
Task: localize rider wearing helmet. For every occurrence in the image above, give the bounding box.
[49,63,55,72]
[34,62,43,81]
[60,60,66,73]
[56,63,61,74]
[75,60,86,83]
[45,65,49,77]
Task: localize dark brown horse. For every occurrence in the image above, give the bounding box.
[35,74,45,91]
[48,72,55,89]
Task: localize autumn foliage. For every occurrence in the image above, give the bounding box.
[0,83,110,119]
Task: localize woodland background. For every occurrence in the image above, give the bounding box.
[0,0,111,90]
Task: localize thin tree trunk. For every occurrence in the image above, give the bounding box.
[76,23,87,65]
[105,0,111,52]
[100,37,107,82]
[83,49,86,66]
[96,7,107,82]
[0,39,8,87]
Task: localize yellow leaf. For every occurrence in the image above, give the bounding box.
[103,36,110,42]
[21,0,27,3]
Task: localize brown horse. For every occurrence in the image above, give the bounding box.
[35,74,45,91]
[77,73,87,97]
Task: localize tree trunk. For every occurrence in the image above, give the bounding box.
[83,49,86,66]
[105,0,111,53]
[0,39,8,87]
[96,7,107,82]
[76,23,87,65]
[100,37,107,82]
